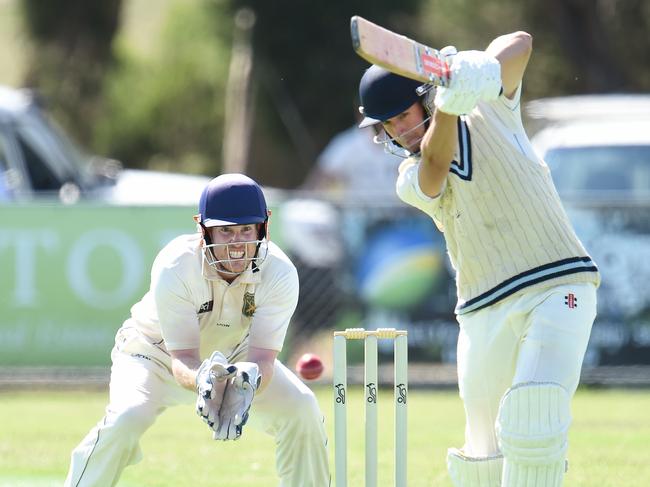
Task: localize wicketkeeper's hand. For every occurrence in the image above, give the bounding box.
[212,362,262,441]
[434,49,501,115]
[195,351,237,428]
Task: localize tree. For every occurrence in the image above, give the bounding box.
[227,0,423,188]
[418,0,650,99]
[20,0,123,145]
[525,0,649,94]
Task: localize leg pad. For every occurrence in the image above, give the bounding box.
[496,382,571,487]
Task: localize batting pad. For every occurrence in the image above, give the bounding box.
[495,382,571,487]
[447,448,503,487]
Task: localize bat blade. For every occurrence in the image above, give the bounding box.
[351,15,450,87]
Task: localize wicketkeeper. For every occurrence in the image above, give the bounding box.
[357,32,600,486]
[65,173,330,486]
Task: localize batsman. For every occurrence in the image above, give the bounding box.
[64,173,329,486]
[356,32,600,486]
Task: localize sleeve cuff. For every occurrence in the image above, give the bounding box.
[501,83,522,111]
[414,171,446,202]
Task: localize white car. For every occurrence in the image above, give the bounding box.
[527,94,650,201]
[527,94,650,366]
[0,85,209,204]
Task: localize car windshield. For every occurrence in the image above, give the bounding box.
[24,108,91,171]
[545,145,650,197]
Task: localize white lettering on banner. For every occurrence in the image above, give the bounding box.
[0,320,116,358]
[0,229,59,306]
[66,229,143,309]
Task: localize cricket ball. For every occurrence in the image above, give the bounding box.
[296,353,324,381]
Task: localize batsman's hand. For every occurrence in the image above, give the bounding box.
[435,49,501,115]
[195,351,237,428]
[213,362,262,441]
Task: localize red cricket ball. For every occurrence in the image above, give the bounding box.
[296,353,324,381]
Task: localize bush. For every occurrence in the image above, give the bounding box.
[95,1,232,175]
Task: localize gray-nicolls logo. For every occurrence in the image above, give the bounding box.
[366,382,377,403]
[335,383,346,404]
[564,293,577,309]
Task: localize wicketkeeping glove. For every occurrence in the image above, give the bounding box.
[213,362,262,441]
[195,351,237,428]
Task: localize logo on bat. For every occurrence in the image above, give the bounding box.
[421,53,446,76]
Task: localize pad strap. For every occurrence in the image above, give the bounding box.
[447,448,503,487]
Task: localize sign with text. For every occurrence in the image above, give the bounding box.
[0,204,196,365]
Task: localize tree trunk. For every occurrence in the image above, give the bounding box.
[20,0,123,145]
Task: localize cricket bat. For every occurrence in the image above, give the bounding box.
[350,15,451,87]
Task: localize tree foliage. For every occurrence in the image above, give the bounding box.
[18,0,650,186]
[226,0,422,187]
[20,0,122,145]
[95,1,232,174]
[418,0,650,99]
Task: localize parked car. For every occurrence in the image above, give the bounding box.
[0,85,209,204]
[527,94,650,201]
[527,94,650,365]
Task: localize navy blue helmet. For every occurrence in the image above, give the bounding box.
[197,173,269,274]
[198,173,268,229]
[358,65,424,128]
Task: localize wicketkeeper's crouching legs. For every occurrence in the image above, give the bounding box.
[249,360,330,487]
[65,354,328,487]
[65,402,156,486]
[64,350,191,487]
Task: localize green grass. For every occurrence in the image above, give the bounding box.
[1,387,649,486]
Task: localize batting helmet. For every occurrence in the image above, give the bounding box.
[358,65,424,128]
[198,173,268,228]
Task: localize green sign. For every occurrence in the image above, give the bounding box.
[0,204,197,365]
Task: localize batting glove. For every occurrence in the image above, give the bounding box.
[434,50,501,115]
[213,362,261,441]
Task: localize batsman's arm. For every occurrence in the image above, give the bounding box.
[486,31,533,98]
[417,110,458,198]
[246,346,277,393]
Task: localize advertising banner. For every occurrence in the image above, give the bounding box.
[0,204,197,365]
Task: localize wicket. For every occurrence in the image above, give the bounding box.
[333,328,408,487]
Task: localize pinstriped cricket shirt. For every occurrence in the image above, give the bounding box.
[396,85,600,315]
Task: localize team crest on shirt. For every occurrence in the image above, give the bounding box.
[242,292,256,317]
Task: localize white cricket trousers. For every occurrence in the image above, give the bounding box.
[456,282,597,457]
[64,346,330,487]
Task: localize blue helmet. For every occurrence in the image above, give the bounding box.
[197,173,269,275]
[198,173,268,229]
[358,65,424,128]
